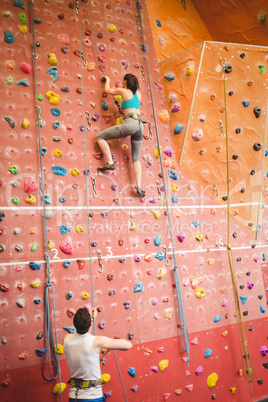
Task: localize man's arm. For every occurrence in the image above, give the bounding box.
[93,336,132,354]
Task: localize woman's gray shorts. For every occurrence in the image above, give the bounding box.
[96,113,144,163]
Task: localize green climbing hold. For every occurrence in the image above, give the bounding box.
[247,368,253,374]
[260,14,265,23]
[38,93,43,101]
[7,76,13,84]
[9,165,18,175]
[11,197,19,205]
[31,242,38,251]
[258,65,265,74]
[18,12,27,24]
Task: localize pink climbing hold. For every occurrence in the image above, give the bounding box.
[163,393,171,401]
[164,147,172,157]
[59,33,70,44]
[59,236,74,255]
[195,366,203,376]
[150,366,158,372]
[24,177,38,193]
[191,337,198,345]
[186,370,191,376]
[185,384,193,392]
[221,298,228,307]
[20,62,32,74]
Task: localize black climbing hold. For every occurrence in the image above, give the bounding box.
[235,128,241,134]
[248,222,253,227]
[248,325,254,331]
[0,210,5,222]
[236,257,241,261]
[229,91,234,96]
[212,395,217,400]
[250,170,255,175]
[101,77,106,83]
[222,196,228,201]
[258,295,263,300]
[0,245,4,252]
[240,53,245,58]
[241,188,245,193]
[239,285,244,289]
[36,42,40,47]
[262,362,268,369]
[225,313,229,319]
[243,311,248,316]
[97,32,103,38]
[253,142,262,151]
[223,64,233,74]
[232,232,237,238]
[243,353,250,359]
[36,331,43,340]
[232,155,238,160]
[83,169,90,176]
[246,271,251,276]
[257,379,263,385]
[253,106,262,118]
[69,2,75,8]
[251,244,256,248]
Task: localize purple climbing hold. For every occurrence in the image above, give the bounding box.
[134,254,141,262]
[177,232,185,242]
[131,385,138,392]
[108,289,115,296]
[247,281,254,289]
[260,346,268,356]
[80,125,86,131]
[123,301,131,309]
[91,241,97,247]
[101,211,108,218]
[92,114,99,121]
[171,103,180,113]
[119,257,125,263]
[61,86,70,92]
[111,184,118,191]
[61,46,68,54]
[98,320,106,329]
[128,332,134,340]
[104,391,112,398]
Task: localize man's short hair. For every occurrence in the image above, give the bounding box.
[73,308,91,334]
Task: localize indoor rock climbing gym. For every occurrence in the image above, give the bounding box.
[1,0,268,401]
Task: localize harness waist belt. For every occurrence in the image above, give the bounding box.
[68,378,102,389]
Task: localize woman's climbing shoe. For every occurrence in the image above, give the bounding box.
[98,162,115,172]
[135,186,145,198]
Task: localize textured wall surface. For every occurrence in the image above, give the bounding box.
[1,1,268,402]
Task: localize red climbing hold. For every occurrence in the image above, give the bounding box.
[77,259,86,270]
[1,377,11,387]
[66,309,75,319]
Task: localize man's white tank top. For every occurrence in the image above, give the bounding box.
[64,332,103,399]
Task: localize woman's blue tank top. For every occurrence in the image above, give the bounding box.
[121,92,140,110]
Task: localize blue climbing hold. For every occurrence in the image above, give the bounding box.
[192,220,200,227]
[214,315,221,323]
[239,296,247,305]
[134,282,143,293]
[44,194,51,204]
[35,348,46,357]
[260,305,266,313]
[204,348,212,358]
[242,101,250,107]
[168,169,178,180]
[155,251,165,261]
[50,108,60,116]
[174,123,184,134]
[262,253,267,261]
[155,19,162,27]
[172,195,178,203]
[64,260,71,268]
[29,262,41,271]
[63,326,75,333]
[60,225,70,234]
[4,30,15,44]
[101,102,108,111]
[41,147,47,156]
[34,297,41,304]
[164,73,175,82]
[59,197,66,203]
[53,121,60,129]
[140,44,147,52]
[16,79,29,86]
[154,235,162,246]
[128,367,136,377]
[52,166,67,176]
[66,291,73,300]
[46,66,58,82]
[13,0,26,9]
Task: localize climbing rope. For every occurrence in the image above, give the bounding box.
[222,60,256,400]
[136,0,190,362]
[29,0,62,399]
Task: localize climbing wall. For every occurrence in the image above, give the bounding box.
[1,1,268,402]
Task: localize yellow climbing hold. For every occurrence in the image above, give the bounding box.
[159,359,169,371]
[81,291,89,300]
[154,145,161,158]
[157,267,166,279]
[46,91,61,104]
[195,287,206,299]
[48,53,58,66]
[55,344,64,355]
[230,387,236,394]
[221,330,228,337]
[71,167,80,176]
[129,222,136,230]
[151,209,161,219]
[195,231,203,242]
[19,26,28,34]
[22,119,30,128]
[25,194,36,204]
[158,110,170,123]
[75,225,84,233]
[107,24,116,32]
[48,240,54,250]
[101,373,111,383]
[171,184,179,192]
[114,95,122,103]
[207,373,218,388]
[116,116,124,125]
[54,149,62,157]
[53,383,66,395]
[30,280,40,288]
[186,65,194,76]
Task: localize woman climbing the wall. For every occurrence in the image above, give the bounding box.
[95,73,146,198]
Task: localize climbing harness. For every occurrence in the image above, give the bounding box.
[221,57,256,401]
[29,0,62,399]
[136,0,190,363]
[68,378,102,402]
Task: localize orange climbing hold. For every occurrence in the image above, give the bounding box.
[18,351,27,360]
[174,389,182,395]
[158,110,170,123]
[144,253,152,262]
[87,62,96,71]
[163,158,176,169]
[7,61,14,69]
